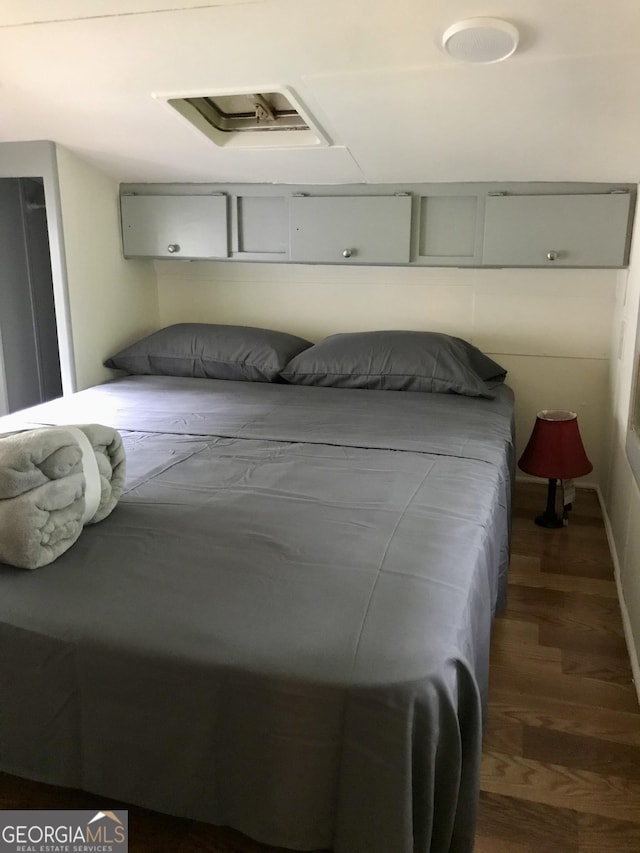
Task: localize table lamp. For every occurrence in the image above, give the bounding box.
[518,409,592,528]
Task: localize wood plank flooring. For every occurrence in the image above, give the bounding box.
[1,481,638,852]
[475,481,640,853]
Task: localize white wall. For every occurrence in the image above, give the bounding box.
[155,260,617,483]
[604,191,640,671]
[56,146,159,390]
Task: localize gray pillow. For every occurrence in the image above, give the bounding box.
[105,323,313,383]
[453,337,507,384]
[280,330,504,398]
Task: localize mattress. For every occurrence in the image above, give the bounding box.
[0,376,515,853]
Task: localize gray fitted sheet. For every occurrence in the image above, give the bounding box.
[0,376,515,853]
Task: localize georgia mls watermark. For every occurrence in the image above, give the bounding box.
[0,810,128,853]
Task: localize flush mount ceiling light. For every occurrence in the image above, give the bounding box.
[442,17,519,63]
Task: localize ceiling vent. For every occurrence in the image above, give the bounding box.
[157,87,330,148]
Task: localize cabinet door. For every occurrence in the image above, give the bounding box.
[289,196,411,264]
[482,193,631,267]
[121,195,228,259]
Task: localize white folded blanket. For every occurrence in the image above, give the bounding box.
[0,424,126,569]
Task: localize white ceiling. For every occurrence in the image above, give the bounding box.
[1,0,639,184]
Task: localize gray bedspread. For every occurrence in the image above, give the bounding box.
[0,376,515,853]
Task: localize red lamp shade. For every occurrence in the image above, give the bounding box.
[518,410,592,479]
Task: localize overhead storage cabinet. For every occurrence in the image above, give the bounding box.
[121,194,228,259]
[289,195,412,264]
[119,183,635,268]
[482,192,632,268]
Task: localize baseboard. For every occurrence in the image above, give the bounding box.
[594,485,640,708]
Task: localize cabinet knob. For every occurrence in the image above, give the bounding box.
[546,250,558,261]
[167,243,180,254]
[342,248,352,258]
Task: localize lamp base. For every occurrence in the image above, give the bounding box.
[534,477,566,529]
[534,510,564,529]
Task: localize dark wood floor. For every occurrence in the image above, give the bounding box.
[1,481,638,852]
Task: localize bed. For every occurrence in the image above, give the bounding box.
[0,326,514,853]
